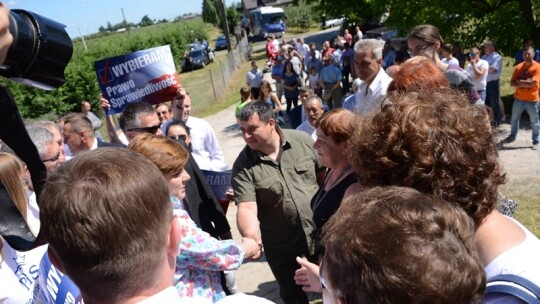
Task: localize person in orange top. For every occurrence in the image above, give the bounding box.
[503,47,540,150]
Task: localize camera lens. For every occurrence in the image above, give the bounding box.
[0,9,73,90]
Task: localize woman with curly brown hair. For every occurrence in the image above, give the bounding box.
[348,89,540,286]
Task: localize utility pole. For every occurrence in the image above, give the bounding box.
[121,8,130,34]
[78,27,88,51]
[217,0,232,51]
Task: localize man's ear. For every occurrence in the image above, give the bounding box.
[48,247,65,273]
[167,218,181,257]
[269,117,276,130]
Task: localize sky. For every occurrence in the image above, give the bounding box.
[7,0,204,38]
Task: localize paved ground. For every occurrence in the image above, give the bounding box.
[204,68,284,302]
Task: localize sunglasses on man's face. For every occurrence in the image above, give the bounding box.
[169,134,187,141]
[127,125,160,135]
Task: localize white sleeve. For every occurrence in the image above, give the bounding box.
[203,121,228,171]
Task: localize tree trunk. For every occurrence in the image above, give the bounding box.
[517,0,540,45]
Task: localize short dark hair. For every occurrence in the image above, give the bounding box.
[484,40,496,49]
[40,148,172,302]
[322,186,486,304]
[119,102,156,132]
[299,86,313,95]
[165,120,190,137]
[441,42,453,53]
[236,100,274,123]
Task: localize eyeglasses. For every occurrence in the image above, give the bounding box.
[407,44,431,55]
[156,110,169,116]
[127,125,160,134]
[41,151,61,163]
[169,134,187,141]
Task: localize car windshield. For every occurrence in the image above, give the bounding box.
[262,13,283,24]
[217,36,225,41]
[190,50,203,57]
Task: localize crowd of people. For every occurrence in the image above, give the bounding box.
[1,0,540,301]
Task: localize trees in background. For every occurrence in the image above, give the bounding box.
[308,0,539,55]
[284,0,315,32]
[202,0,221,26]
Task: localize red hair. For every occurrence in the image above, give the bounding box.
[388,57,448,93]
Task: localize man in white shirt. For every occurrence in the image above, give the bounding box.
[296,37,310,61]
[353,39,392,114]
[246,60,263,100]
[482,41,503,124]
[161,88,228,171]
[296,95,324,140]
[465,47,489,103]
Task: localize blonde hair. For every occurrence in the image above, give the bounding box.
[0,153,28,219]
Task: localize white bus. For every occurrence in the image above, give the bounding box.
[249,7,285,38]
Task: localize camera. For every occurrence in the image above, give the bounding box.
[0,9,73,90]
[466,52,475,61]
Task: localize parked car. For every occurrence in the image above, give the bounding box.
[321,17,344,29]
[364,27,398,41]
[181,44,214,72]
[215,35,228,51]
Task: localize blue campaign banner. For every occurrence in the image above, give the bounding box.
[94,45,180,115]
[201,170,232,201]
[39,252,83,304]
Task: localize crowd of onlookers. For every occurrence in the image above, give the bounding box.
[1,0,540,300]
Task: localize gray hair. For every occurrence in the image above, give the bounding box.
[354,39,385,60]
[119,102,156,132]
[26,126,54,158]
[34,120,61,134]
[305,95,323,107]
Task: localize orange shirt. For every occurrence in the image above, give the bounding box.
[512,60,540,101]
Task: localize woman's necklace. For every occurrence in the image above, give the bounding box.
[312,165,352,212]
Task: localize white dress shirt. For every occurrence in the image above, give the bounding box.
[354,67,392,114]
[296,120,317,141]
[186,116,228,172]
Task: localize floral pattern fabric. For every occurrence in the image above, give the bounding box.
[171,196,244,303]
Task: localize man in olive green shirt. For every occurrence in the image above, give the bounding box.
[233,101,321,304]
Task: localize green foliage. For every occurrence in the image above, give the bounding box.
[308,0,540,54]
[3,19,210,119]
[310,0,384,28]
[285,0,316,32]
[226,3,241,33]
[377,0,539,55]
[139,15,154,27]
[202,0,221,26]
